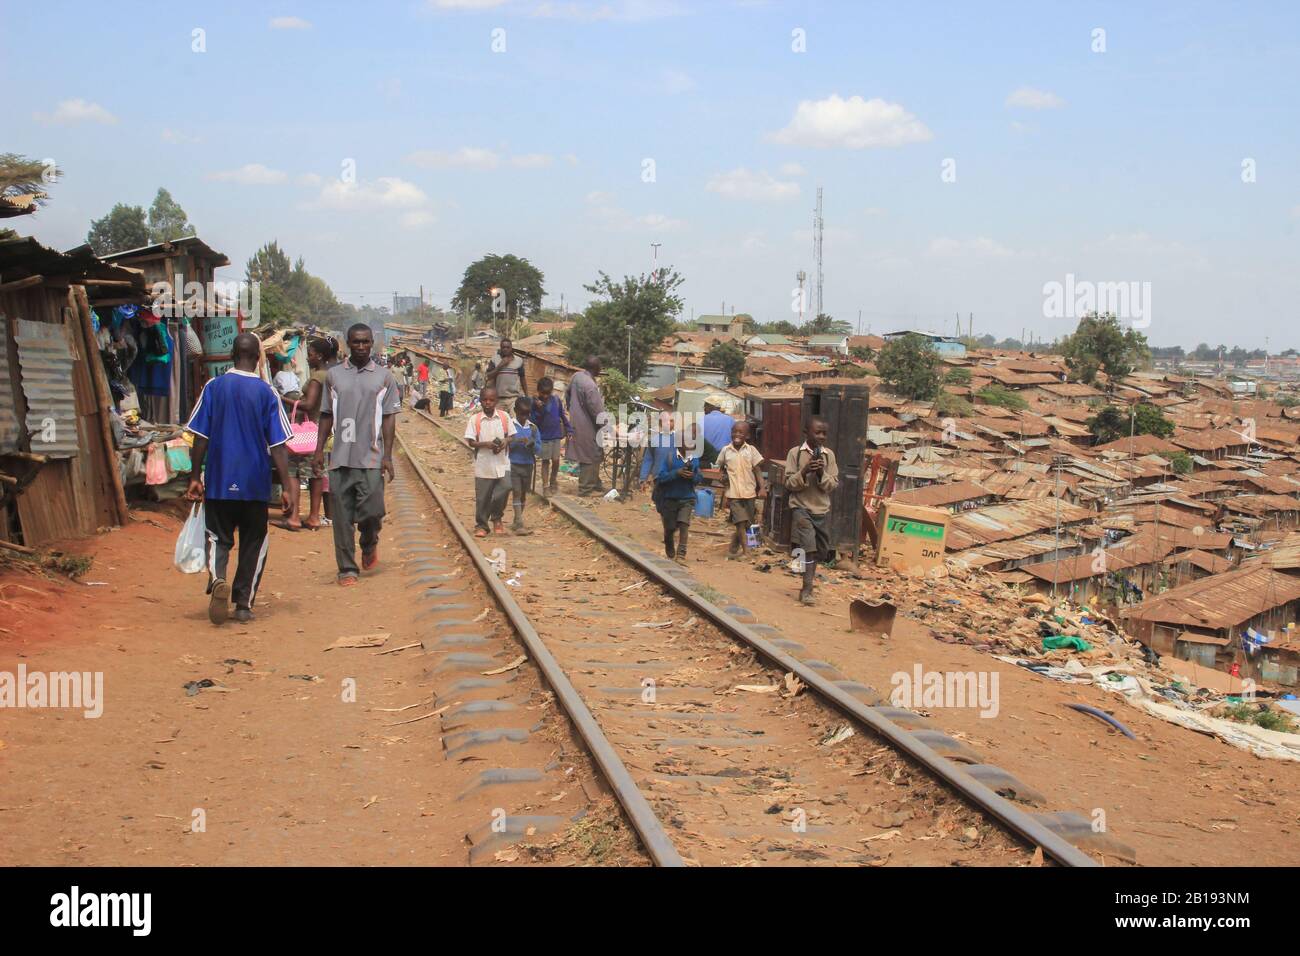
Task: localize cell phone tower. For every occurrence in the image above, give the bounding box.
[796,270,807,325]
[813,186,824,320]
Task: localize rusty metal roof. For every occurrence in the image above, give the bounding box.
[1121,564,1300,629]
[0,321,20,453]
[949,497,1094,546]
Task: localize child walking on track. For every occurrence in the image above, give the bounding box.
[716,420,766,559]
[655,431,703,564]
[464,386,515,537]
[530,376,571,496]
[508,396,539,535]
[783,418,839,606]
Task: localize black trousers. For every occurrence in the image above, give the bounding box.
[204,499,270,610]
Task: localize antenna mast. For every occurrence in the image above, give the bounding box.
[813,186,824,320]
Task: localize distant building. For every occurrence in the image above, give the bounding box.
[882,330,967,357]
[696,314,748,337]
[392,294,422,316]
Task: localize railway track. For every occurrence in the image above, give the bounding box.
[399,408,1132,866]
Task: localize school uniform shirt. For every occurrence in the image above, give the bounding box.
[716,442,765,499]
[509,420,541,467]
[465,409,517,479]
[655,452,702,500]
[783,442,840,514]
[323,358,401,470]
[185,369,292,502]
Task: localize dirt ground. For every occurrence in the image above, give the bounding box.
[543,469,1300,867]
[0,480,640,867]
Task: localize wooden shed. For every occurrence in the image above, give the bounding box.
[0,237,136,546]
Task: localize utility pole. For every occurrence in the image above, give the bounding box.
[650,242,662,282]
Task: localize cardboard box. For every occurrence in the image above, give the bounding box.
[876,502,948,576]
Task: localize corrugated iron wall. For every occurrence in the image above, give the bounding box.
[14,318,80,458]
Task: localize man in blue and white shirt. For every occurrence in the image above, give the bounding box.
[185,333,293,625]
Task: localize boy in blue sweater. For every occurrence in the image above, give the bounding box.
[655,431,703,564]
[508,396,540,534]
[530,376,571,497]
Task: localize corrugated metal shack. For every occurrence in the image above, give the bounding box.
[0,238,143,546]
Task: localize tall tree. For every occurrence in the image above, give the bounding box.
[805,312,851,335]
[876,333,941,400]
[87,203,149,254]
[1060,312,1149,386]
[704,340,747,386]
[1087,403,1173,444]
[147,187,195,242]
[451,253,546,333]
[244,240,342,326]
[565,269,685,383]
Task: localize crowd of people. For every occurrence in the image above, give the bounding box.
[183,331,840,625]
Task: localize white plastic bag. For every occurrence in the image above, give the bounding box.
[174,503,208,574]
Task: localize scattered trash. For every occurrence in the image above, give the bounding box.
[375,641,422,656]
[782,672,806,697]
[820,723,855,746]
[324,632,390,651]
[849,598,897,637]
[1043,635,1091,652]
[1067,703,1137,739]
[734,683,780,694]
[288,674,322,682]
[482,655,527,676]
[182,679,232,697]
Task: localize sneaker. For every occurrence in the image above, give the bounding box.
[799,589,815,607]
[674,553,688,566]
[234,607,254,623]
[474,528,489,538]
[362,545,379,571]
[493,522,506,535]
[338,574,359,588]
[208,580,230,626]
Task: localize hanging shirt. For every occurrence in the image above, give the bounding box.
[185,369,292,502]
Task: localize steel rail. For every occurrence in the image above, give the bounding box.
[394,429,686,867]
[407,409,1098,868]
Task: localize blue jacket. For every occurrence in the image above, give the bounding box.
[640,430,677,482]
[655,452,702,501]
[531,394,570,442]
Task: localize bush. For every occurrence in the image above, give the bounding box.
[975,384,1028,411]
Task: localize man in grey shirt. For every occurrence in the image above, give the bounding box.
[312,324,400,586]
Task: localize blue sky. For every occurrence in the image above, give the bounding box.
[4,0,1299,347]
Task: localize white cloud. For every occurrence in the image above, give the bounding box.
[564,153,580,166]
[161,128,202,145]
[207,163,289,185]
[405,147,501,169]
[661,68,696,94]
[778,162,805,176]
[584,191,684,231]
[430,0,507,9]
[1005,87,1065,110]
[269,16,312,29]
[298,173,324,187]
[313,177,430,212]
[638,212,685,231]
[529,1,684,20]
[510,153,554,168]
[401,210,437,228]
[34,98,117,126]
[706,167,800,201]
[769,95,932,149]
[926,236,1015,258]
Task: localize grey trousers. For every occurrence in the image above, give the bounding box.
[510,464,533,516]
[475,475,510,531]
[577,458,603,495]
[331,466,385,578]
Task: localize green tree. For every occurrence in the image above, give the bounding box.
[755,319,799,337]
[565,269,685,383]
[147,187,196,242]
[849,345,874,362]
[245,240,343,326]
[1163,451,1193,475]
[975,383,1028,411]
[944,366,972,385]
[598,368,640,411]
[704,340,747,386]
[876,333,941,400]
[805,312,851,335]
[1087,405,1128,444]
[1132,402,1175,438]
[1060,312,1150,386]
[451,253,546,334]
[87,203,149,254]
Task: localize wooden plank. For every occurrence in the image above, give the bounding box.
[72,286,128,525]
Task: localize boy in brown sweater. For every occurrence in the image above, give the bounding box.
[782,418,839,605]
